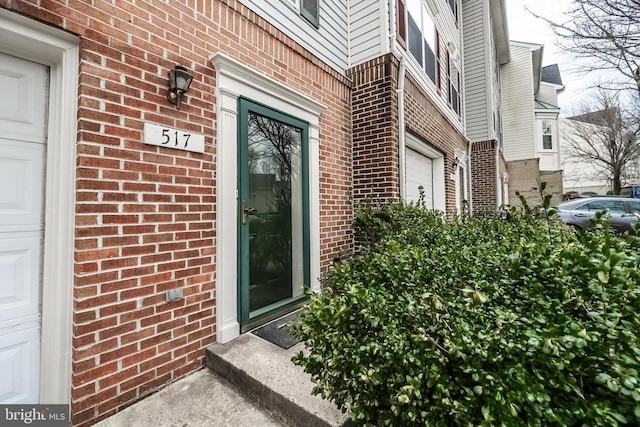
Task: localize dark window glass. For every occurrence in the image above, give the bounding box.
[424,42,436,82]
[408,15,423,65]
[301,0,319,27]
[450,86,459,113]
[587,200,625,213]
[543,135,552,150]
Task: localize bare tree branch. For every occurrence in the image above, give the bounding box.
[529,0,640,94]
[562,90,640,193]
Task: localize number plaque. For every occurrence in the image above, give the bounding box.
[143,123,205,154]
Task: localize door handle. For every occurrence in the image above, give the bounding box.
[242,206,258,224]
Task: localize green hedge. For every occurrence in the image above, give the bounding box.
[292,200,640,426]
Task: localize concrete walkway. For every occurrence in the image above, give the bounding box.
[95,368,285,427]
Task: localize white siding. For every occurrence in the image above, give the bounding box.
[536,83,558,107]
[406,0,464,130]
[242,0,349,72]
[349,0,386,67]
[560,118,611,193]
[501,44,535,160]
[347,0,465,129]
[462,0,489,140]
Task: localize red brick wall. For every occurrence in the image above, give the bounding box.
[404,73,468,214]
[0,1,352,425]
[348,54,467,213]
[471,140,498,214]
[349,54,400,202]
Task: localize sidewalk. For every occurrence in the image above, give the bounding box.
[94,368,285,427]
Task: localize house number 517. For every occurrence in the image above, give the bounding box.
[143,122,205,154]
[162,129,191,148]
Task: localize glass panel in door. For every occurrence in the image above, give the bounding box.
[238,98,309,326]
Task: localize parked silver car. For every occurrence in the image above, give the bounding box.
[556,197,640,234]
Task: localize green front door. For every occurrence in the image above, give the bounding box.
[237,98,310,330]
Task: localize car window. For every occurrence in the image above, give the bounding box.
[628,201,640,213]
[582,200,626,213]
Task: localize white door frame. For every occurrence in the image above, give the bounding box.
[0,9,79,404]
[210,52,324,343]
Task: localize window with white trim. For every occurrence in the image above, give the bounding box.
[448,0,458,24]
[404,0,437,83]
[542,120,553,149]
[448,52,461,115]
[283,0,320,28]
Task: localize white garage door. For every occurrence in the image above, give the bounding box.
[406,147,434,208]
[0,52,48,404]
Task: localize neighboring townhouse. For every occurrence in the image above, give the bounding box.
[0,1,353,425]
[561,107,640,195]
[560,117,613,195]
[348,0,468,213]
[501,41,565,206]
[461,0,510,213]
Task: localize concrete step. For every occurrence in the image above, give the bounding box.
[205,333,351,427]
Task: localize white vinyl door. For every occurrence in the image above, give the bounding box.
[0,53,48,404]
[405,147,434,208]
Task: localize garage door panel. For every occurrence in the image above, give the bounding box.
[0,52,47,404]
[0,326,40,404]
[0,54,47,144]
[0,140,44,230]
[406,148,433,208]
[0,236,41,322]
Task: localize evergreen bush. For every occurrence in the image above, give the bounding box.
[292,196,640,426]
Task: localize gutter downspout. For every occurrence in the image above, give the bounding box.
[389,0,407,200]
[467,141,473,213]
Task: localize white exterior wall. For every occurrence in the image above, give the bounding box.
[242,0,349,72]
[501,43,535,160]
[349,0,387,66]
[536,83,557,106]
[534,113,560,170]
[560,118,612,193]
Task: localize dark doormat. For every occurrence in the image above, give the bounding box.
[251,311,301,349]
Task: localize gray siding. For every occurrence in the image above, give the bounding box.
[462,0,489,140]
[242,0,349,72]
[501,44,535,160]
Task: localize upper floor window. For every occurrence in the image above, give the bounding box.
[542,120,553,149]
[448,0,458,23]
[448,52,461,115]
[284,0,320,28]
[399,0,437,84]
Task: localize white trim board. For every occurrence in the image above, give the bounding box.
[0,8,79,404]
[210,52,325,343]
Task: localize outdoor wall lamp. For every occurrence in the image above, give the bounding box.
[452,156,460,168]
[166,65,193,110]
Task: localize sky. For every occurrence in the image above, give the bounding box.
[505,0,603,114]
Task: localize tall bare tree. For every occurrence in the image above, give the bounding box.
[531,1,640,94]
[562,90,640,193]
